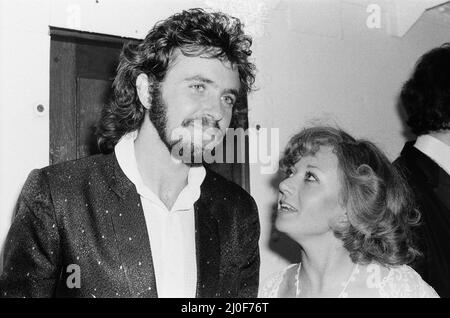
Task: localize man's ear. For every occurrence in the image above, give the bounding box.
[136,73,151,109]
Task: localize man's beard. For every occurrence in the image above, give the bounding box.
[148,85,172,151]
[148,86,222,165]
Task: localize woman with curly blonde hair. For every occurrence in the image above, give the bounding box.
[260,126,438,298]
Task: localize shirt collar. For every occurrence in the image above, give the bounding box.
[414,134,450,175]
[114,131,206,212]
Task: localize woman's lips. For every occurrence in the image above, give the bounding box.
[278,200,298,213]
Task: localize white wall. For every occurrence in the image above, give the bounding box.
[1,0,450,288]
[0,0,52,266]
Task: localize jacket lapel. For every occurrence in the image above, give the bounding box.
[195,172,221,298]
[103,155,224,298]
[435,168,450,211]
[402,143,450,215]
[104,152,158,297]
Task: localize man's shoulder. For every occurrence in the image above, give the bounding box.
[394,141,425,181]
[203,168,255,205]
[19,153,117,208]
[395,140,443,183]
[41,153,113,176]
[394,141,415,166]
[203,168,249,195]
[34,153,116,191]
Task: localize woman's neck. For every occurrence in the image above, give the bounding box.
[297,234,355,296]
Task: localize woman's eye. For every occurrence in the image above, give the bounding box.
[286,168,295,178]
[304,171,318,182]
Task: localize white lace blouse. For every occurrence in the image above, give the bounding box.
[260,263,439,298]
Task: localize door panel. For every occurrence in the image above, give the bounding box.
[50,39,77,163]
[77,78,112,159]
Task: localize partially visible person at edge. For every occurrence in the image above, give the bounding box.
[394,43,450,297]
[0,8,260,298]
[260,126,438,298]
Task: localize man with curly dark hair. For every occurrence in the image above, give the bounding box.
[0,8,260,298]
[394,43,450,297]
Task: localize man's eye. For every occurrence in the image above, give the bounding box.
[222,95,236,106]
[304,171,318,182]
[190,84,205,92]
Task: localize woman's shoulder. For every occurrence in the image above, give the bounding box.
[259,263,298,298]
[375,264,439,298]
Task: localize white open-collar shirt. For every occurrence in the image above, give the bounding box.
[414,134,450,176]
[115,131,206,298]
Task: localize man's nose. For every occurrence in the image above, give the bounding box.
[202,95,223,120]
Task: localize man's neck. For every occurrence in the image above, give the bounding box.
[429,130,450,147]
[134,117,190,210]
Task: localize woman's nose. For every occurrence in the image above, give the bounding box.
[279,178,292,196]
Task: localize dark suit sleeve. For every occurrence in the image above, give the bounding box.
[394,159,428,281]
[409,212,429,279]
[0,169,61,298]
[237,196,260,298]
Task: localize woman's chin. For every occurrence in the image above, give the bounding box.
[275,213,299,233]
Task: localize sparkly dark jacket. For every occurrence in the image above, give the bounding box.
[394,141,450,297]
[0,152,260,298]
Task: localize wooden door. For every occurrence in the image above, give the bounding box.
[49,27,250,192]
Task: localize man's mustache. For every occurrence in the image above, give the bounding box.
[181,117,220,129]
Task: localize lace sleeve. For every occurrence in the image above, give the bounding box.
[379,265,439,298]
[258,270,284,298]
[259,264,297,298]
